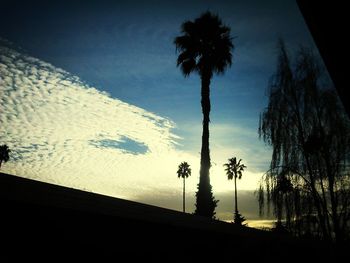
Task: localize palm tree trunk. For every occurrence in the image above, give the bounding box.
[200,72,211,186]
[234,176,238,214]
[183,177,185,213]
[195,70,214,217]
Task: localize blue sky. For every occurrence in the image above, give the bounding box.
[0,0,315,122]
[0,0,320,224]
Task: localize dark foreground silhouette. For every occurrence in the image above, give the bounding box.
[0,172,343,261]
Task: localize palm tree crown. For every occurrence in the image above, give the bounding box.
[224,157,246,181]
[174,11,233,77]
[177,162,192,179]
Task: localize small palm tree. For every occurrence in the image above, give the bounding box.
[177,162,191,213]
[224,157,246,224]
[0,144,11,169]
[174,11,234,218]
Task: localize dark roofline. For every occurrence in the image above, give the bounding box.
[0,172,338,260]
[0,172,267,238]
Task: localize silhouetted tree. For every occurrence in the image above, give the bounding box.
[0,144,10,169]
[177,161,192,213]
[224,157,247,225]
[258,39,350,243]
[174,11,234,218]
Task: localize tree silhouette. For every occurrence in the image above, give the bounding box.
[224,157,246,224]
[0,144,10,169]
[174,11,234,218]
[177,162,192,213]
[258,39,350,242]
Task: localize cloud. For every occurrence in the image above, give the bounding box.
[0,43,191,199]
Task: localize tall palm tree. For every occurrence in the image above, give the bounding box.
[0,144,11,169]
[174,11,234,218]
[224,157,246,222]
[177,162,191,213]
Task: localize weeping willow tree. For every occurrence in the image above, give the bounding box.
[258,40,350,243]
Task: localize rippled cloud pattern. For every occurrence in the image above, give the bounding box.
[0,43,186,198]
